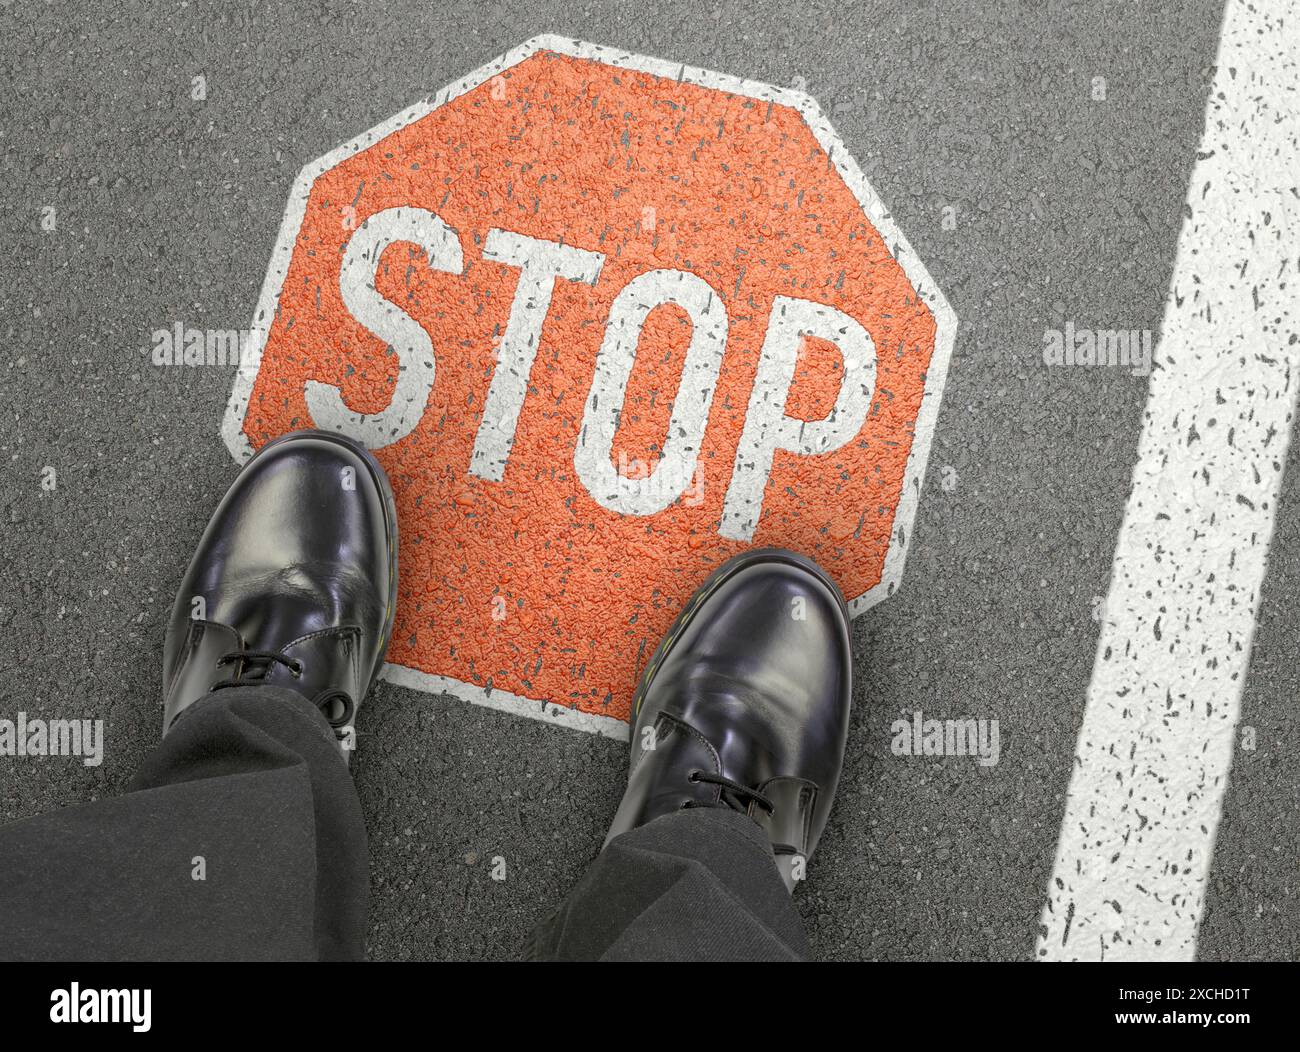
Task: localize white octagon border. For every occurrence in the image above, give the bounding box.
[221,34,958,740]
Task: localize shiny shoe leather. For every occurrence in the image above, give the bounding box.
[605,548,852,891]
[162,430,398,761]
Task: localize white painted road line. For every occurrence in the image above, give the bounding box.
[1039,0,1300,961]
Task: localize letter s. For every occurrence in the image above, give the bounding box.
[305,206,463,449]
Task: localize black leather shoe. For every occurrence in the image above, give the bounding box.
[162,430,398,761]
[605,548,852,891]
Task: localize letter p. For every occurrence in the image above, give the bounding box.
[720,296,876,541]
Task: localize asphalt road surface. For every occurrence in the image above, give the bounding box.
[2,0,1296,961]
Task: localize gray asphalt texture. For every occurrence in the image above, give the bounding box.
[2,0,1295,961]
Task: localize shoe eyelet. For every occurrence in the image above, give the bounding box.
[318,690,355,728]
[687,770,701,783]
[290,661,304,678]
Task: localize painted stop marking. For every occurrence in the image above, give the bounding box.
[223,36,955,737]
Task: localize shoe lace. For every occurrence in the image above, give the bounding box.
[211,649,302,689]
[211,650,355,733]
[683,770,800,856]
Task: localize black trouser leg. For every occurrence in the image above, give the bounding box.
[0,687,366,961]
[526,807,810,961]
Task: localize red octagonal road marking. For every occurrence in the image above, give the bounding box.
[222,35,956,739]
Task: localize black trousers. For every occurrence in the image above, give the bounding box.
[0,689,808,961]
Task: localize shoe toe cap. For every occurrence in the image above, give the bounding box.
[646,553,852,778]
